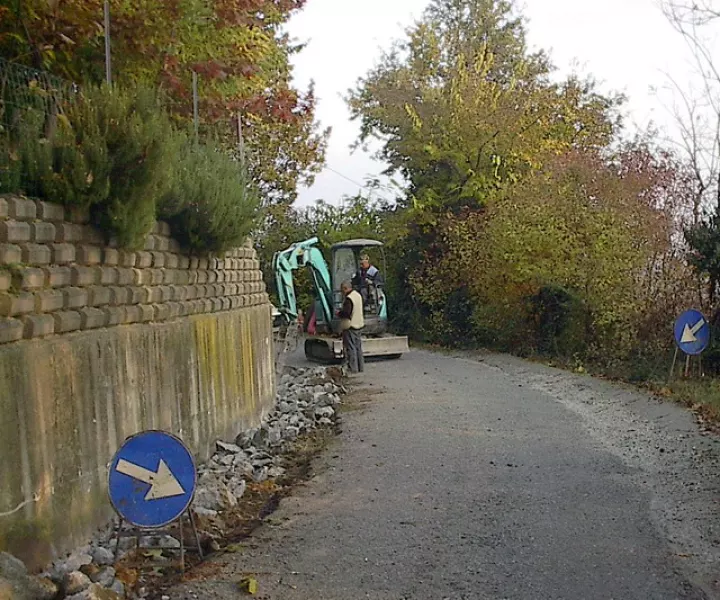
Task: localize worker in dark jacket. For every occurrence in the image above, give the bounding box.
[352,254,384,305]
[338,280,365,373]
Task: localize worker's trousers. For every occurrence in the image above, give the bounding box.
[342,328,364,373]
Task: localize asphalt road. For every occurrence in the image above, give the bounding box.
[171,349,720,600]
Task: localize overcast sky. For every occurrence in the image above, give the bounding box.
[285,0,711,207]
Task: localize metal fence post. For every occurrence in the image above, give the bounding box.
[192,71,199,143]
[104,0,112,86]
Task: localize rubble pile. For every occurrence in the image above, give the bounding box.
[0,365,345,600]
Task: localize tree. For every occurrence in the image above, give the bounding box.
[347,0,623,212]
[0,0,329,204]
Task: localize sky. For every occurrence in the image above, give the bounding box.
[285,0,709,207]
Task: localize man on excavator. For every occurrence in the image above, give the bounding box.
[338,280,365,373]
[352,254,384,306]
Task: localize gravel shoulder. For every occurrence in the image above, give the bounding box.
[168,348,720,600]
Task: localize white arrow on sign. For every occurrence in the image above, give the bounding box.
[115,459,185,501]
[681,318,706,344]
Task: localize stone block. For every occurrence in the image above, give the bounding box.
[166,302,180,319]
[63,287,88,310]
[146,287,162,304]
[127,287,146,305]
[51,243,76,264]
[22,314,54,339]
[189,258,199,270]
[0,292,34,316]
[109,287,130,306]
[220,297,231,311]
[202,299,213,313]
[53,311,82,333]
[150,269,164,286]
[225,284,237,296]
[150,251,165,268]
[0,244,21,265]
[156,221,171,236]
[214,284,225,297]
[31,222,56,243]
[96,267,118,286]
[13,267,45,290]
[0,198,7,218]
[178,256,190,269]
[88,286,111,307]
[211,298,223,312]
[175,271,189,285]
[55,223,83,243]
[138,305,155,322]
[37,200,65,222]
[0,270,9,292]
[171,286,186,301]
[21,243,51,265]
[154,303,171,321]
[144,235,157,251]
[216,271,226,284]
[133,269,152,286]
[118,251,137,268]
[44,266,71,288]
[198,258,208,270]
[103,248,120,266]
[7,196,37,220]
[184,286,197,300]
[76,245,102,265]
[125,305,141,324]
[163,269,176,285]
[187,271,198,285]
[230,296,240,309]
[197,271,208,285]
[65,206,90,224]
[103,306,125,326]
[135,252,152,269]
[116,268,135,286]
[165,253,179,269]
[35,289,64,312]
[155,236,169,252]
[79,307,106,329]
[0,317,23,343]
[0,220,30,243]
[71,266,96,286]
[236,284,246,295]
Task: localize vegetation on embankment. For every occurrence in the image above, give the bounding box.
[260,0,720,421]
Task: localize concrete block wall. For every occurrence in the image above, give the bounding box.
[0,195,270,343]
[0,195,276,570]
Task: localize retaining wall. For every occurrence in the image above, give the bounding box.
[0,195,275,569]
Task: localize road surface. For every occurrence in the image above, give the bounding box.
[170,349,720,599]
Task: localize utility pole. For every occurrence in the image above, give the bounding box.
[104,0,112,85]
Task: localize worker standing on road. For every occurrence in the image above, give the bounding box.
[338,280,365,374]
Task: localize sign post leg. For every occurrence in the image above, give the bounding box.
[685,354,691,378]
[668,347,679,385]
[189,509,204,560]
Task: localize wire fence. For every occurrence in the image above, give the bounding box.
[0,57,79,123]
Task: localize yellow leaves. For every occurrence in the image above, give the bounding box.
[238,576,259,595]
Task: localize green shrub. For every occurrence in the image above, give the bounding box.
[0,83,258,253]
[159,142,260,255]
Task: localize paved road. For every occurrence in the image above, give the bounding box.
[172,349,720,599]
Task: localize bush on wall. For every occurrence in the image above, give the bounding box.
[0,83,259,253]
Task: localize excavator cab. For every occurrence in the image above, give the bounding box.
[330,239,388,336]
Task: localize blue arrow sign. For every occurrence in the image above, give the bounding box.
[674,309,710,356]
[108,430,197,528]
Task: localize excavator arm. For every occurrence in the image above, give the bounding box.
[273,237,334,327]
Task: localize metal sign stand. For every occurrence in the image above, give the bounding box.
[669,309,710,384]
[111,510,203,573]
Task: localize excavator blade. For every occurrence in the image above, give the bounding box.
[304,335,409,363]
